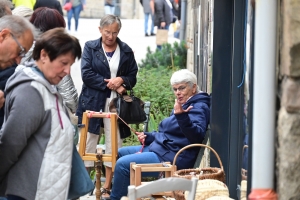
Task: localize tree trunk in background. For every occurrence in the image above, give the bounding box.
[278,0,300,199]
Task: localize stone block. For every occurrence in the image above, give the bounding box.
[277,107,300,199]
[281,76,300,112]
[281,0,300,77]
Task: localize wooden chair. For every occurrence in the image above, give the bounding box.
[130,162,176,196]
[122,177,198,200]
[78,111,118,200]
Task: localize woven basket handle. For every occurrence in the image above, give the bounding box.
[172,143,224,170]
[243,145,248,153]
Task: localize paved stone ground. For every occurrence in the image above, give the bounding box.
[70,17,179,200]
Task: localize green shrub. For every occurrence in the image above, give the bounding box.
[139,41,187,69]
[123,41,187,146]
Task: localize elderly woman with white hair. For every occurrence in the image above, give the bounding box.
[108,69,211,200]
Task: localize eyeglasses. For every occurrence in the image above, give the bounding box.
[10,33,26,58]
[103,30,118,37]
[172,86,187,92]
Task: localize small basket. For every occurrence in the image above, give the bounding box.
[172,144,226,200]
[185,179,229,200]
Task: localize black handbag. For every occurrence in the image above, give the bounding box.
[109,90,147,125]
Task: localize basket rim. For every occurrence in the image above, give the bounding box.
[172,144,224,170]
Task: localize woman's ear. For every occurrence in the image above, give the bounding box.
[0,29,10,43]
[193,84,197,94]
[40,49,48,63]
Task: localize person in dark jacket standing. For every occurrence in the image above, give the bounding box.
[33,0,63,15]
[76,14,138,200]
[152,0,173,49]
[109,69,210,200]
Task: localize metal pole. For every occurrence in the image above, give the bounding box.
[179,0,187,41]
[249,0,278,199]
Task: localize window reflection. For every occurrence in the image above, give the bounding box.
[241,0,254,199]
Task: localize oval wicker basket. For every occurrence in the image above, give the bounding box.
[206,196,234,200]
[184,179,229,200]
[172,144,226,200]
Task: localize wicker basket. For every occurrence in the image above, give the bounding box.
[206,196,234,200]
[185,179,229,200]
[240,180,247,200]
[172,144,226,200]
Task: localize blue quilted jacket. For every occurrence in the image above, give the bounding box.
[144,92,210,170]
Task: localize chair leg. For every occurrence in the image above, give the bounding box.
[95,155,103,200]
[135,166,142,187]
[130,162,136,185]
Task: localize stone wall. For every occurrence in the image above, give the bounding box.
[278,0,300,199]
[59,0,144,19]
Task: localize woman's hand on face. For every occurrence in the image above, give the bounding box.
[136,132,146,143]
[173,99,193,114]
[104,77,123,90]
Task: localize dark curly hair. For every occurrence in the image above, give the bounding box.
[30,7,65,33]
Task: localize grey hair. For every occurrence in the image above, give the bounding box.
[0,0,13,18]
[170,69,200,92]
[0,15,36,38]
[100,14,122,30]
[12,5,33,20]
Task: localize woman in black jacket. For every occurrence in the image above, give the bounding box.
[76,14,138,200]
[33,0,63,15]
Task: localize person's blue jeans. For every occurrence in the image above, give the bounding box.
[110,145,161,200]
[105,5,115,15]
[67,4,82,31]
[157,24,170,50]
[144,13,154,34]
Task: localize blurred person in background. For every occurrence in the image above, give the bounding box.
[64,0,86,32]
[12,0,36,9]
[151,0,172,49]
[142,0,155,37]
[0,0,13,17]
[0,28,82,200]
[33,0,63,16]
[76,14,138,200]
[12,5,33,20]
[105,0,115,15]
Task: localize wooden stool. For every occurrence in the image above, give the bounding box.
[78,111,118,200]
[130,162,176,197]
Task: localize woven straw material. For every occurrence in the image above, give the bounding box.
[240,180,247,200]
[173,168,225,183]
[206,196,234,200]
[172,144,226,200]
[184,179,229,200]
